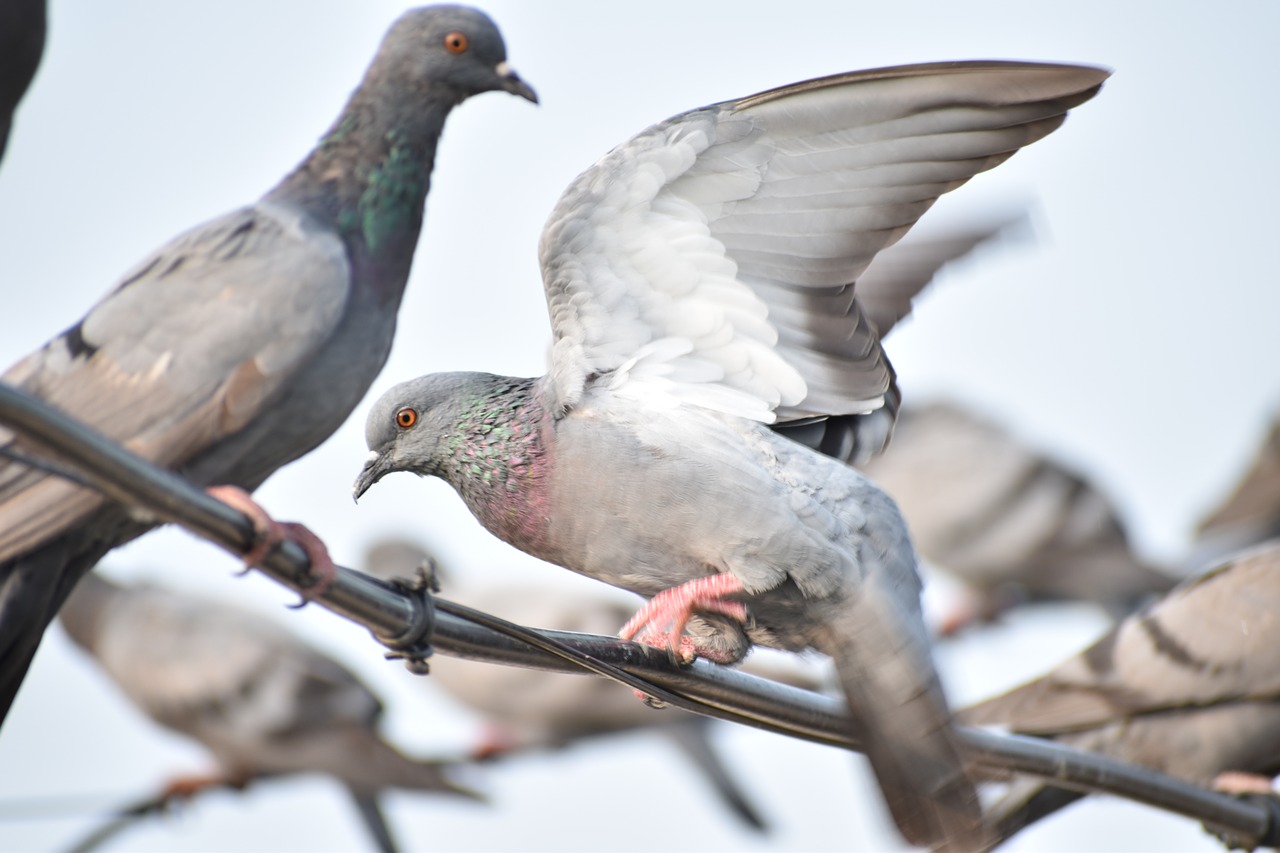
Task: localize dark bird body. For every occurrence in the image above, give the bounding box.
[0,5,535,726]
[357,60,1107,850]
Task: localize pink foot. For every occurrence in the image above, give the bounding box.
[470,725,522,761]
[1214,771,1277,795]
[159,770,247,802]
[619,574,749,664]
[206,486,337,602]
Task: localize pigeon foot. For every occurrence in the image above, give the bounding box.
[205,485,337,602]
[619,573,749,666]
[1214,771,1277,795]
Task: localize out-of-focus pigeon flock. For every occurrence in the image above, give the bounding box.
[1,3,1278,852]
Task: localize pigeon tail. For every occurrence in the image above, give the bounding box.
[346,788,399,853]
[812,582,985,851]
[663,717,769,833]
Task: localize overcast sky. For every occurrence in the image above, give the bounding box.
[1,2,1277,851]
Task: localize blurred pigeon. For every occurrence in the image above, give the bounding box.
[0,5,535,725]
[59,571,483,853]
[858,403,1177,633]
[960,541,1280,846]
[356,60,1107,850]
[0,0,45,163]
[1191,413,1280,565]
[363,538,828,833]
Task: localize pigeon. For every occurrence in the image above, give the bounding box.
[857,402,1177,633]
[0,5,535,726]
[959,540,1280,846]
[355,60,1107,851]
[58,571,484,853]
[1191,412,1280,566]
[0,0,45,163]
[362,538,827,833]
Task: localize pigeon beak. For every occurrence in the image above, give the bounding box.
[495,61,537,103]
[353,451,390,502]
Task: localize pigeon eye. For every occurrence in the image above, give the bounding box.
[444,32,469,54]
[395,407,418,429]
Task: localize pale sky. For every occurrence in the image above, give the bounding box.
[0,2,1277,851]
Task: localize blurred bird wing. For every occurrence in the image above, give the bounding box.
[539,61,1107,423]
[95,584,378,735]
[962,545,1280,733]
[0,201,350,559]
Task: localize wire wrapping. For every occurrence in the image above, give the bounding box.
[0,381,1273,848]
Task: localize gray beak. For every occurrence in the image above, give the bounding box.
[496,61,537,103]
[353,451,390,502]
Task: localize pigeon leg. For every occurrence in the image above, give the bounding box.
[1214,771,1277,795]
[619,573,749,665]
[160,770,248,802]
[205,486,337,602]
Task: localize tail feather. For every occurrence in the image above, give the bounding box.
[346,788,399,853]
[663,717,769,833]
[986,778,1085,848]
[815,581,985,851]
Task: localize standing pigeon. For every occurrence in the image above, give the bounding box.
[858,402,1177,634]
[0,5,535,726]
[959,540,1280,846]
[59,571,483,853]
[355,60,1106,851]
[363,537,827,833]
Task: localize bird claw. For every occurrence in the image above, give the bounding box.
[619,574,749,704]
[205,486,337,605]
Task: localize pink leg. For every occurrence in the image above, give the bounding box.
[619,573,749,664]
[1214,771,1277,795]
[206,486,337,601]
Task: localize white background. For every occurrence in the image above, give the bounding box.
[0,1,1277,850]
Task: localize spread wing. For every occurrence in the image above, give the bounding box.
[0,201,350,559]
[538,61,1108,450]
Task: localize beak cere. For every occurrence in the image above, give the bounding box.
[496,61,538,103]
[353,451,387,502]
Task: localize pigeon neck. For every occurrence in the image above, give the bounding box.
[267,76,463,303]
[439,377,554,552]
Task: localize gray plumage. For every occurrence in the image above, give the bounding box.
[858,403,1177,629]
[0,0,44,163]
[59,571,483,853]
[356,60,1107,850]
[0,5,535,725]
[363,538,828,833]
[960,541,1280,846]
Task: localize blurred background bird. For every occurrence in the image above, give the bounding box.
[959,539,1280,848]
[858,402,1180,635]
[0,0,45,165]
[57,570,484,853]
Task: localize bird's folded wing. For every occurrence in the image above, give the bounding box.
[93,584,379,734]
[0,201,350,559]
[539,61,1107,421]
[961,545,1280,733]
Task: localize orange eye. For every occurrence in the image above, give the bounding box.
[444,32,468,54]
[395,407,418,429]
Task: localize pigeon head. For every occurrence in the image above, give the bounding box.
[355,371,533,500]
[374,5,537,104]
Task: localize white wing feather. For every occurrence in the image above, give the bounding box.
[539,61,1107,422]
